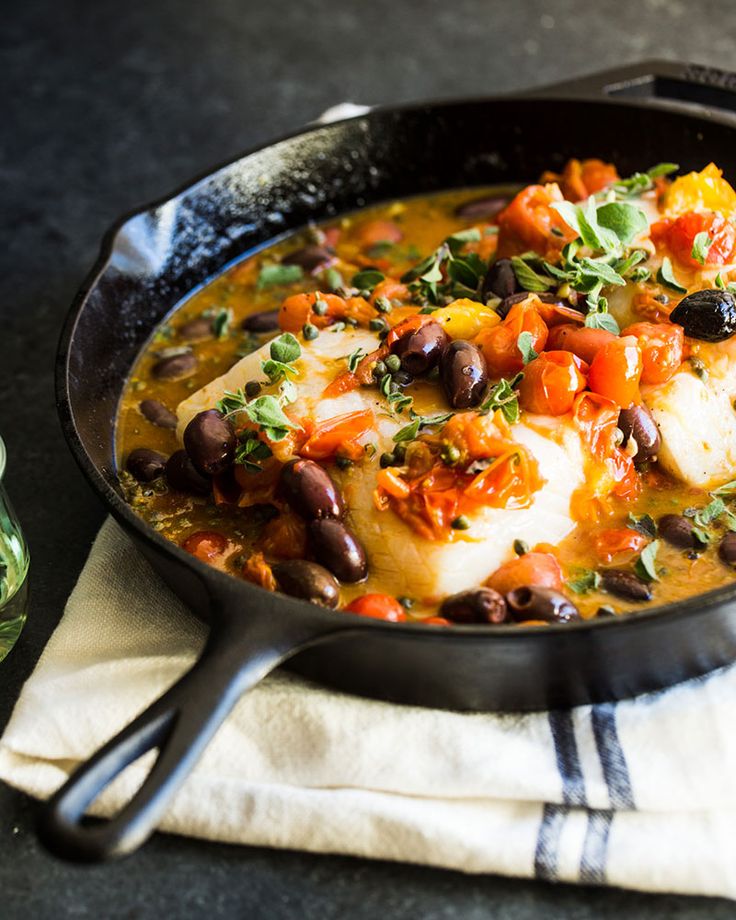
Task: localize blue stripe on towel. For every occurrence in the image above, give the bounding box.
[579,809,613,884]
[591,703,635,809]
[534,803,570,881]
[548,710,587,806]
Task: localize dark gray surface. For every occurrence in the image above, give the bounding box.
[2,0,736,916]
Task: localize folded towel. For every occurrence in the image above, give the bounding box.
[1,517,735,898]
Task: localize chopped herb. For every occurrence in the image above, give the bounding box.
[257,263,303,289]
[609,163,678,200]
[567,569,602,595]
[517,331,538,364]
[352,269,385,291]
[694,498,726,528]
[691,232,713,266]
[635,540,660,582]
[478,373,523,423]
[347,347,367,373]
[715,272,726,290]
[234,431,273,472]
[216,388,248,416]
[212,307,233,339]
[245,395,300,442]
[657,257,687,294]
[393,412,454,443]
[688,355,708,381]
[628,513,657,538]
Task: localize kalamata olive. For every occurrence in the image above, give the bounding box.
[600,569,652,602]
[126,448,167,482]
[279,459,344,520]
[308,519,368,583]
[390,321,450,375]
[241,309,280,333]
[497,291,566,319]
[617,405,661,466]
[454,196,508,222]
[165,450,211,495]
[272,560,340,608]
[482,258,518,302]
[658,513,697,549]
[719,532,736,565]
[669,289,736,342]
[505,586,580,624]
[282,245,333,273]
[183,409,236,477]
[178,316,213,341]
[152,352,197,380]
[392,370,414,387]
[440,340,488,409]
[139,399,178,429]
[440,587,508,624]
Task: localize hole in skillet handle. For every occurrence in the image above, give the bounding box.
[36,607,354,862]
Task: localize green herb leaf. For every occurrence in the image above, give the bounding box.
[347,347,367,373]
[270,332,301,364]
[517,331,538,364]
[635,539,660,582]
[715,272,726,290]
[711,479,736,497]
[216,388,248,416]
[691,231,713,266]
[257,263,304,289]
[352,269,385,292]
[511,256,555,292]
[212,307,233,339]
[478,373,523,423]
[324,267,344,292]
[628,513,657,538]
[234,432,273,472]
[647,162,679,179]
[393,412,454,443]
[578,257,626,288]
[585,311,620,334]
[245,395,299,442]
[694,497,726,528]
[656,257,687,294]
[596,202,649,245]
[567,569,602,595]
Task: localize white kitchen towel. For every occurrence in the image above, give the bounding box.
[1,517,736,899]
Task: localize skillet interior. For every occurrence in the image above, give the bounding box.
[59,95,736,712]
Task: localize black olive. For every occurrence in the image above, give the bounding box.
[183,410,236,477]
[600,569,652,602]
[241,309,280,333]
[719,532,736,565]
[390,321,450,375]
[308,519,368,583]
[482,258,518,302]
[617,405,661,466]
[669,289,736,342]
[440,340,488,409]
[272,560,340,608]
[178,316,213,341]
[139,399,178,429]
[152,352,197,380]
[126,448,167,482]
[505,586,580,624]
[454,196,508,221]
[440,587,508,624]
[165,450,211,495]
[658,514,697,549]
[279,459,344,520]
[282,245,333,273]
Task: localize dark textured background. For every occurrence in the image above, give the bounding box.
[3,0,736,916]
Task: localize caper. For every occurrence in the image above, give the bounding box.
[385,354,401,374]
[245,380,262,398]
[375,296,393,314]
[380,452,396,468]
[451,515,470,530]
[303,323,319,340]
[370,317,389,333]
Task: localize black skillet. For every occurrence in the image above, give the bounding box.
[41,60,736,861]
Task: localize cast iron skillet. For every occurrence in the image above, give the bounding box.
[41,61,736,862]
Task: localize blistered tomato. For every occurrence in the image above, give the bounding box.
[487,552,563,595]
[496,184,577,259]
[588,336,643,407]
[182,531,229,563]
[518,351,588,416]
[344,594,407,622]
[474,299,548,377]
[651,211,736,268]
[621,322,684,384]
[546,323,617,364]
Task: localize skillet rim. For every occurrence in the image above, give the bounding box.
[55,88,736,641]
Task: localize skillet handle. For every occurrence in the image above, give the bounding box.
[531,60,736,117]
[37,608,350,862]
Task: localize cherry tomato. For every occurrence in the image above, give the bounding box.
[651,210,736,268]
[182,531,229,563]
[356,220,403,248]
[345,594,407,622]
[588,336,643,408]
[487,552,563,595]
[546,323,617,363]
[299,410,374,461]
[542,158,620,201]
[518,351,588,416]
[496,185,577,259]
[279,292,351,332]
[594,528,647,563]
[422,617,451,626]
[474,299,549,377]
[621,322,684,385]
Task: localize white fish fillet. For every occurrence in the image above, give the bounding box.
[177,330,585,599]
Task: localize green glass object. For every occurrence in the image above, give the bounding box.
[0,437,29,662]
